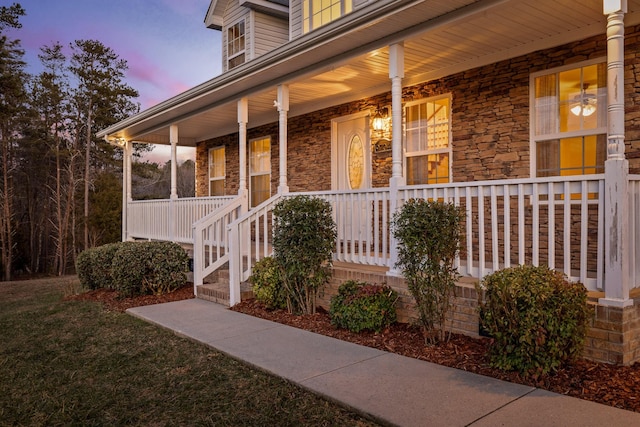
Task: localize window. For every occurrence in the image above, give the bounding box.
[250,137,271,207]
[209,147,225,196]
[303,0,352,33]
[227,20,245,69]
[532,61,607,177]
[404,95,452,185]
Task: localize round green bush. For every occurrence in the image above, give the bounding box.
[111,241,189,297]
[329,280,398,333]
[249,256,285,310]
[478,265,591,376]
[76,243,123,290]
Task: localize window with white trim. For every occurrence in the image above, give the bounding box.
[532,61,607,177]
[227,20,245,69]
[250,137,271,207]
[208,147,225,196]
[404,95,452,185]
[302,0,352,34]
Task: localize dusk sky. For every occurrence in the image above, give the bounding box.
[7,0,224,162]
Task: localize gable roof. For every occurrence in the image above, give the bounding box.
[205,0,288,29]
[100,0,640,146]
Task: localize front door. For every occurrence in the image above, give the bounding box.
[333,114,370,191]
[332,114,371,244]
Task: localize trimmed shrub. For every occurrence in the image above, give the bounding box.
[249,256,285,310]
[391,199,464,344]
[329,280,398,333]
[273,196,336,315]
[478,265,591,377]
[76,243,123,290]
[111,241,189,297]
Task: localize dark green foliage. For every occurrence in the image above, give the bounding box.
[329,280,398,333]
[76,242,122,290]
[89,172,122,245]
[249,256,286,310]
[478,265,591,376]
[273,196,337,315]
[392,199,465,344]
[76,241,188,296]
[111,241,189,297]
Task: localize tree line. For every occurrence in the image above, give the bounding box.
[0,3,151,280]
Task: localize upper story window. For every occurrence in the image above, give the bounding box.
[404,95,452,185]
[532,60,607,177]
[250,137,271,207]
[209,147,225,196]
[303,0,352,33]
[227,20,245,69]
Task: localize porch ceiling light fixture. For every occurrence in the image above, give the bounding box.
[570,84,597,117]
[106,137,127,147]
[372,106,388,132]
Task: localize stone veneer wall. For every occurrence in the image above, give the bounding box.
[196,24,640,196]
[323,266,640,366]
[194,25,640,364]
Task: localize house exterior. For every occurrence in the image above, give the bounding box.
[97,0,640,364]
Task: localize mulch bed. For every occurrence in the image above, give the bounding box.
[69,287,640,413]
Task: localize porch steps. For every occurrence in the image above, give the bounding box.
[196,268,253,306]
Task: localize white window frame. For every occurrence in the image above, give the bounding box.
[208,146,225,196]
[529,58,607,177]
[302,0,353,34]
[249,136,271,207]
[227,19,245,70]
[403,94,453,185]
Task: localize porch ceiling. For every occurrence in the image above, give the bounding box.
[98,0,640,147]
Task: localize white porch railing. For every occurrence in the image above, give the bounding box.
[127,196,236,243]
[192,193,247,289]
[399,175,604,291]
[225,175,608,305]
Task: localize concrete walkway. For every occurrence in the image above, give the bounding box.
[128,298,640,426]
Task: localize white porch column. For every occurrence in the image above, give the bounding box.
[388,42,405,275]
[122,139,132,241]
[277,84,290,194]
[389,42,405,184]
[600,0,631,307]
[170,125,178,199]
[238,98,249,196]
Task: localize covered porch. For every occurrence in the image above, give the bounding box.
[98,0,640,312]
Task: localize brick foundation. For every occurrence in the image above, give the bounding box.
[324,264,640,366]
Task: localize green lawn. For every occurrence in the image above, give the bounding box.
[0,277,378,426]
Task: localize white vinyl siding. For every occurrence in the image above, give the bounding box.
[253,13,289,56]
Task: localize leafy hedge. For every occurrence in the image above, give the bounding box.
[76,242,124,290]
[76,241,189,296]
[478,265,591,376]
[329,280,398,333]
[391,199,464,344]
[249,256,286,310]
[273,196,336,315]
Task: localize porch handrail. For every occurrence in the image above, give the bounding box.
[397,175,605,290]
[192,193,248,292]
[127,195,236,243]
[227,194,282,305]
[226,175,607,306]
